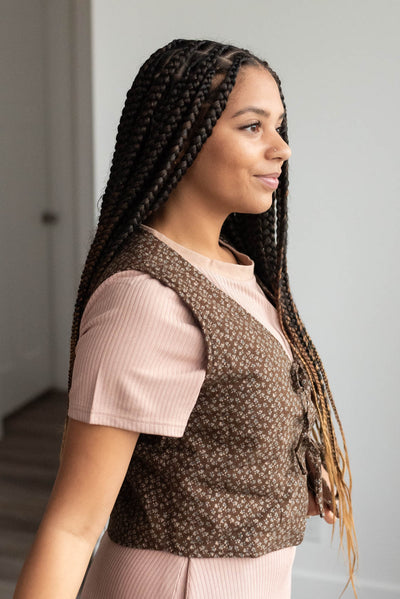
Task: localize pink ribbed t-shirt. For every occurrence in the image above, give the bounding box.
[70,224,297,599]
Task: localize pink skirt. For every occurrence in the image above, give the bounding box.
[80,532,296,599]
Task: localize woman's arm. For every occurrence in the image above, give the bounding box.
[13,418,139,599]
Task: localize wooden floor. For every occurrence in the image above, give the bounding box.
[0,390,67,599]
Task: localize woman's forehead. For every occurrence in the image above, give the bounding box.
[224,66,284,117]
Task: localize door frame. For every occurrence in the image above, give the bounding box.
[44,0,94,391]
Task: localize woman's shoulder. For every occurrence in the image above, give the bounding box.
[80,269,195,336]
[70,269,207,436]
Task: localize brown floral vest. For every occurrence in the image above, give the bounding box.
[92,227,327,557]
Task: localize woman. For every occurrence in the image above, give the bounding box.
[14,39,358,599]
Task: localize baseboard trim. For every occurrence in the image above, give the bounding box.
[293,568,400,598]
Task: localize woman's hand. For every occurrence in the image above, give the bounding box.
[307,465,337,524]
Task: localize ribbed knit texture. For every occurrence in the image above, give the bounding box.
[72,224,296,598]
[81,533,296,599]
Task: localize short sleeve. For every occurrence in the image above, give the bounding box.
[68,270,207,437]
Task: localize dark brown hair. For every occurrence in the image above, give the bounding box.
[66,38,358,596]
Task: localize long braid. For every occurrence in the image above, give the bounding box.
[92,52,246,289]
[75,43,238,316]
[66,39,358,596]
[271,154,358,596]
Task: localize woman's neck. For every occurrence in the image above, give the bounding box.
[144,206,237,264]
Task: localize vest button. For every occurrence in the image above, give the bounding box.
[290,359,311,395]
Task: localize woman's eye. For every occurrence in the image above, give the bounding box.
[276,126,284,135]
[241,121,261,133]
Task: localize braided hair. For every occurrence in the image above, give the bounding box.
[66,39,358,596]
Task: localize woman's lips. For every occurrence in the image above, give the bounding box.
[255,175,279,190]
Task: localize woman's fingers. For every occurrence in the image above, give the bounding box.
[323,508,336,525]
[307,489,337,524]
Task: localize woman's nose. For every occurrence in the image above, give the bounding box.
[266,134,291,161]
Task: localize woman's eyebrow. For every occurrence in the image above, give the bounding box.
[231,106,285,120]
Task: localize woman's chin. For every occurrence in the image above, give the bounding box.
[238,197,274,215]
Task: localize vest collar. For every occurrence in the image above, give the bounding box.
[140,224,255,281]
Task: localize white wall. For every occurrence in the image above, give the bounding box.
[91,0,400,596]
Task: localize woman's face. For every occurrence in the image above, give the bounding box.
[178,65,291,217]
